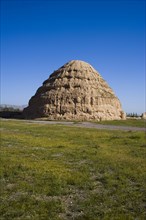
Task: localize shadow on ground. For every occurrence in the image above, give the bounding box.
[0,111,24,119]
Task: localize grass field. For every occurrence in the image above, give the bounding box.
[95,119,146,128]
[0,120,146,220]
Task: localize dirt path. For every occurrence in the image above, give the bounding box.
[28,120,146,131]
[1,118,145,131]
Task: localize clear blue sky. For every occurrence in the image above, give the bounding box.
[1,0,145,114]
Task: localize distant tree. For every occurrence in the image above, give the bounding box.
[0,106,21,112]
[126,112,139,118]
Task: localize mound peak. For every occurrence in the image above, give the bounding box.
[23,60,125,120]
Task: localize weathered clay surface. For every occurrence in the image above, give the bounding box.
[141,112,146,119]
[23,60,126,120]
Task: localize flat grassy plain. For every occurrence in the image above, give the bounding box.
[0,120,146,220]
[95,119,146,128]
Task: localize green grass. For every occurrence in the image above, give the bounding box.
[95,119,146,128]
[0,120,146,219]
